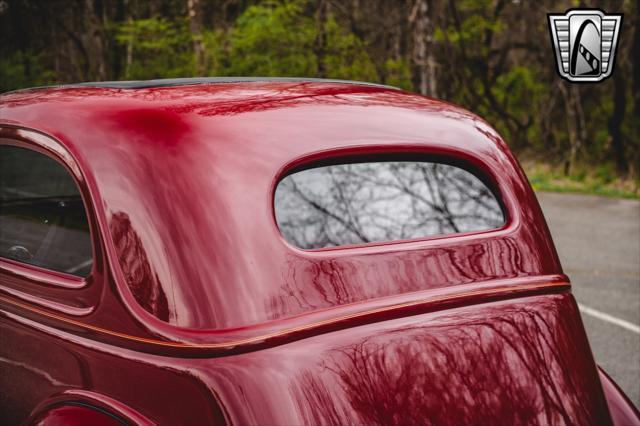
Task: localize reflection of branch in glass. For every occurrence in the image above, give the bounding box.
[275,161,504,249]
[286,178,367,247]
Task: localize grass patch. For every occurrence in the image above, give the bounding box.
[522,162,640,199]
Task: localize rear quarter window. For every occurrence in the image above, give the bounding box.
[275,160,505,249]
[0,145,93,277]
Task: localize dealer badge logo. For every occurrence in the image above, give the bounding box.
[548,9,622,82]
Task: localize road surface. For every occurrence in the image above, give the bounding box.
[536,192,640,408]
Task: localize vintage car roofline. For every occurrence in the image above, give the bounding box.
[2,76,400,94]
[0,81,564,336]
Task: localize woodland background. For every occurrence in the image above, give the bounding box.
[1,0,638,195]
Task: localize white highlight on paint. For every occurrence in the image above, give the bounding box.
[578,303,640,335]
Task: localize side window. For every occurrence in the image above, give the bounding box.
[0,145,93,277]
[275,160,505,249]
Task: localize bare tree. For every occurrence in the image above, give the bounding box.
[83,0,107,80]
[610,63,628,176]
[558,84,587,176]
[187,0,206,75]
[275,162,503,249]
[409,0,437,97]
[314,0,328,77]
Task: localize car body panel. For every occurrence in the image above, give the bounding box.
[599,367,640,425]
[0,291,612,425]
[1,80,637,424]
[0,83,561,333]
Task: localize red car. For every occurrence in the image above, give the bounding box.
[1,78,638,425]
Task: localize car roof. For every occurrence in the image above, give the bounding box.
[0,79,560,334]
[2,76,398,94]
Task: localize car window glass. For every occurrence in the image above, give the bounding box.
[275,160,505,249]
[0,145,93,277]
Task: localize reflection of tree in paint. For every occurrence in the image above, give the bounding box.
[291,297,606,425]
[276,162,504,249]
[110,212,170,321]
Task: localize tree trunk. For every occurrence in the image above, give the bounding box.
[314,0,328,78]
[84,0,107,80]
[558,83,583,176]
[187,0,206,76]
[633,1,640,116]
[409,0,437,97]
[121,0,134,79]
[609,67,628,176]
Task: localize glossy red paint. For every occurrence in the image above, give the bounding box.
[0,83,562,333]
[599,368,640,425]
[1,80,637,424]
[29,404,123,426]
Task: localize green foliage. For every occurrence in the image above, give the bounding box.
[222,1,316,76]
[322,17,378,81]
[2,0,637,192]
[0,51,56,92]
[202,29,228,75]
[212,0,379,82]
[383,58,413,90]
[493,67,544,118]
[436,14,504,47]
[525,163,639,199]
[114,17,195,79]
[434,0,504,45]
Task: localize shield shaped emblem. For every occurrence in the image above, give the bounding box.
[548,9,622,82]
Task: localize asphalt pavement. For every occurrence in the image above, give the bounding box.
[536,192,640,408]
